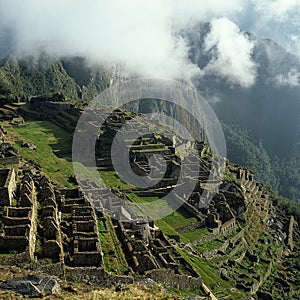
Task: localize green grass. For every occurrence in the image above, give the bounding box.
[180,227,210,242]
[98,167,201,242]
[106,218,130,274]
[98,217,130,275]
[176,247,246,299]
[155,219,182,239]
[98,170,134,190]
[227,230,238,239]
[162,207,196,229]
[98,228,119,274]
[177,247,224,286]
[195,239,223,253]
[126,193,197,236]
[73,163,105,187]
[7,120,74,187]
[126,193,159,203]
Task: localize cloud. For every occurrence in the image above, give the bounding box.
[275,68,300,87]
[250,0,300,20]
[203,18,257,88]
[207,95,222,104]
[237,0,300,56]
[0,0,298,87]
[168,0,245,26]
[0,0,244,80]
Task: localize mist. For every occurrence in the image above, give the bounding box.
[0,0,298,86]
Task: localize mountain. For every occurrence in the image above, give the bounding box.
[0,22,300,201]
[0,99,299,299]
[0,53,80,99]
[0,53,126,101]
[0,24,300,298]
[184,22,300,201]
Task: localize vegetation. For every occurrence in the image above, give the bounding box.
[98,218,129,275]
[223,122,278,189]
[273,151,300,202]
[0,49,299,300]
[271,190,300,222]
[1,51,300,203]
[224,122,300,202]
[0,263,176,300]
[5,120,74,187]
[0,53,118,102]
[0,54,80,99]
[179,227,209,242]
[98,169,134,190]
[161,208,196,230]
[195,239,223,253]
[176,247,245,299]
[222,164,237,183]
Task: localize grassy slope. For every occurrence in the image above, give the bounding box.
[5,120,74,187]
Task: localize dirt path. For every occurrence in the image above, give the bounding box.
[202,282,218,300]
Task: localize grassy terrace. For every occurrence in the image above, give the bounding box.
[98,169,134,190]
[98,217,130,275]
[4,120,74,187]
[180,227,210,242]
[176,247,246,299]
[99,169,210,242]
[195,239,223,253]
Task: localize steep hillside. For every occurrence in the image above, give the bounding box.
[0,53,80,99]
[222,123,278,189]
[0,102,299,299]
[184,23,300,201]
[0,54,126,101]
[185,22,300,158]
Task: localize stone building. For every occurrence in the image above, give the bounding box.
[0,168,17,206]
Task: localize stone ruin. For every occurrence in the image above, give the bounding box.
[0,106,296,296]
[0,170,36,260]
[0,166,204,290]
[0,168,16,206]
[89,107,299,296]
[18,94,82,134]
[0,103,19,121]
[0,275,60,297]
[94,108,241,241]
[57,187,103,267]
[116,219,199,278]
[0,142,20,165]
[35,175,63,262]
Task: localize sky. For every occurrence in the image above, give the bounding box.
[0,0,299,87]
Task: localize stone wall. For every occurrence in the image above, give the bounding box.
[0,156,19,165]
[287,216,295,250]
[147,269,202,290]
[0,168,16,206]
[36,176,63,262]
[65,267,134,288]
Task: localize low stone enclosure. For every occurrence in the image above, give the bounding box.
[0,168,17,206]
[0,170,36,260]
[0,142,20,165]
